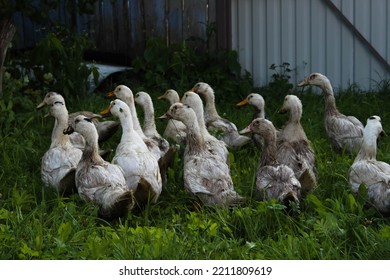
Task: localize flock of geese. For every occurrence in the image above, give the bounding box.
[38,72,390,220]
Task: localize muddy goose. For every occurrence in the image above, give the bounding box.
[64,115,134,220]
[41,101,82,195]
[277,95,317,195]
[237,93,266,149]
[348,116,390,215]
[157,89,187,144]
[108,99,162,205]
[240,118,301,205]
[160,103,246,207]
[181,91,229,164]
[191,82,251,149]
[298,73,363,154]
[37,91,119,143]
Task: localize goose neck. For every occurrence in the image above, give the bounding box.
[260,133,278,167]
[140,102,157,135]
[50,113,71,148]
[185,120,208,155]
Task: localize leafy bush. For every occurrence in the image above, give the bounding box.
[8,24,98,97]
[131,37,253,101]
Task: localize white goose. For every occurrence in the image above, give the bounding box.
[191,82,252,149]
[298,73,363,154]
[37,91,119,143]
[237,93,266,149]
[109,99,162,205]
[181,91,229,164]
[157,89,187,144]
[277,95,317,195]
[64,115,134,220]
[106,85,161,160]
[240,118,301,205]
[134,91,173,187]
[41,101,82,195]
[160,103,246,207]
[348,116,390,215]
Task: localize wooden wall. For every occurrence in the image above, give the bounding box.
[12,0,231,64]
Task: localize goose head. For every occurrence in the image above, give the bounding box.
[365,115,385,138]
[237,93,265,109]
[108,99,131,119]
[107,85,134,102]
[159,102,195,125]
[240,118,276,138]
[181,91,203,112]
[278,94,302,114]
[134,91,151,108]
[64,114,96,140]
[158,89,180,104]
[47,101,68,119]
[37,91,65,109]
[191,82,213,97]
[298,73,330,88]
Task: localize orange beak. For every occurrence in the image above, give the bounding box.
[236,98,248,107]
[106,91,115,98]
[100,106,111,116]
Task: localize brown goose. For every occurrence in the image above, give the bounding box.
[157,89,187,144]
[64,114,134,220]
[192,82,252,149]
[237,93,266,149]
[240,118,301,205]
[277,95,317,195]
[298,73,363,154]
[181,91,229,164]
[160,103,246,207]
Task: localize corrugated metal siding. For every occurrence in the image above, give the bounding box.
[231,0,390,91]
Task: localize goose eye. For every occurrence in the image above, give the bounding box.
[85,118,92,123]
[369,116,376,120]
[75,119,80,124]
[310,74,317,80]
[119,108,123,113]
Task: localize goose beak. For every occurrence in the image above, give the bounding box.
[43,112,51,118]
[239,125,252,134]
[157,95,165,100]
[106,91,115,98]
[298,78,309,87]
[63,125,74,135]
[159,112,172,120]
[236,98,248,107]
[380,130,387,137]
[100,106,111,116]
[36,101,46,109]
[278,106,287,114]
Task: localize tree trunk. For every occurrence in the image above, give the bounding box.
[0,18,16,99]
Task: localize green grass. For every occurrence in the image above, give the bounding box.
[1,85,390,260]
